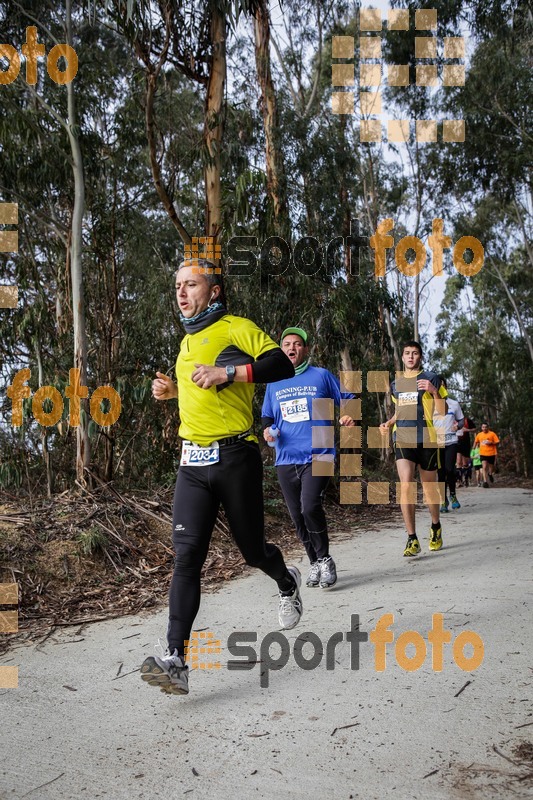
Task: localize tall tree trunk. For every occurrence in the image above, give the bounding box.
[65,0,90,483]
[337,122,355,375]
[56,229,71,336]
[204,6,226,241]
[144,69,191,243]
[340,346,353,372]
[411,147,423,343]
[35,338,53,497]
[363,148,400,370]
[413,272,420,341]
[513,199,533,271]
[99,179,120,485]
[104,434,114,483]
[362,148,400,462]
[253,0,289,239]
[519,433,528,477]
[132,5,191,244]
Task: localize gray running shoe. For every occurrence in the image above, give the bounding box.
[319,556,337,589]
[278,566,303,630]
[306,561,321,587]
[140,640,189,695]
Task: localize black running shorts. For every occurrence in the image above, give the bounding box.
[480,454,495,464]
[395,444,440,471]
[456,433,471,457]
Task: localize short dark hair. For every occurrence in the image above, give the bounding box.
[402,340,423,356]
[175,258,226,305]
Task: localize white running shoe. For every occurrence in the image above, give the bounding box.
[140,640,189,695]
[306,561,321,587]
[319,556,337,589]
[278,566,303,630]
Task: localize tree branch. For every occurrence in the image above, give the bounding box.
[134,8,191,244]
[270,30,301,112]
[303,1,323,117]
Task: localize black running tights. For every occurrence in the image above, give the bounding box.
[438,443,458,499]
[276,463,330,563]
[168,439,291,655]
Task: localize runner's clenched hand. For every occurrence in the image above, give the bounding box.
[263,426,276,442]
[192,364,227,389]
[416,379,438,395]
[152,372,177,400]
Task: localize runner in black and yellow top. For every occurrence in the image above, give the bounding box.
[380,341,448,557]
[140,259,303,696]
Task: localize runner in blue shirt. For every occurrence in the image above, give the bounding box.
[261,327,355,589]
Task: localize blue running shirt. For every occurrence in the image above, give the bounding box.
[262,366,351,465]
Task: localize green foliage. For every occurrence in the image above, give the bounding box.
[0,460,23,490]
[1,0,531,494]
[76,527,109,556]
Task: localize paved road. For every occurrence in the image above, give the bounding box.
[1,485,532,799]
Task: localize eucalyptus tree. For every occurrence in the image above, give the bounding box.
[111,0,265,246]
[0,0,93,484]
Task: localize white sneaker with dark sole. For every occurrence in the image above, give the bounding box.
[278,566,303,630]
[318,556,337,589]
[140,640,189,695]
[306,561,321,587]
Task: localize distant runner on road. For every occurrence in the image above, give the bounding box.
[456,416,476,486]
[470,442,483,486]
[473,422,500,488]
[434,378,464,512]
[380,341,448,557]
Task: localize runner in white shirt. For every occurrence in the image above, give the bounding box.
[434,378,464,511]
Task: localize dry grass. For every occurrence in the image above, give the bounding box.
[0,476,398,651]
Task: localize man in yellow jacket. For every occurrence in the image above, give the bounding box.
[140,258,303,696]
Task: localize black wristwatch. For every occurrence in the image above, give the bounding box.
[225,365,236,383]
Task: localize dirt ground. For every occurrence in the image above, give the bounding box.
[1,482,532,799]
[0,476,393,646]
